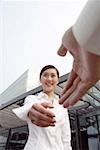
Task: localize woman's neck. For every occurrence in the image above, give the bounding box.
[44,91,55,99]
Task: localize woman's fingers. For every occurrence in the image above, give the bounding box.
[28,103,56,127]
[31,119,55,128]
[34,102,55,117]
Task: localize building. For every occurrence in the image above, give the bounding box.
[0,72,100,150]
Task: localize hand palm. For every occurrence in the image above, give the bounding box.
[58,27,100,108]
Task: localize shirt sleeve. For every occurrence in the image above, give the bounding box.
[62,0,100,56]
[12,95,38,122]
[61,110,72,150]
[73,0,100,55]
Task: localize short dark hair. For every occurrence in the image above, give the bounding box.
[39,65,59,79]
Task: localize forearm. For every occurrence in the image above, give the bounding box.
[12,95,38,122]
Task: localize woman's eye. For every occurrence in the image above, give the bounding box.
[43,73,48,77]
[43,73,56,78]
[51,74,56,78]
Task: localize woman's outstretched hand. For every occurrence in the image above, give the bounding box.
[28,102,56,127]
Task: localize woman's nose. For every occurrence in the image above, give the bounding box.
[47,76,52,80]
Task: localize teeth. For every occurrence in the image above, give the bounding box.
[46,83,52,86]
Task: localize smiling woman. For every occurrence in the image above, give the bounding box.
[12,65,72,150]
[39,65,59,97]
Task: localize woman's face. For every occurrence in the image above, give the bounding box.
[40,68,59,93]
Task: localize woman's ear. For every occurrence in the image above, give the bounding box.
[57,79,59,85]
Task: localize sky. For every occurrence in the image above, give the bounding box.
[0,0,88,94]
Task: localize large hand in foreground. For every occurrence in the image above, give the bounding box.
[28,102,56,127]
[58,27,100,108]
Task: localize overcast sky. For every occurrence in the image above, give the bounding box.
[0,0,88,94]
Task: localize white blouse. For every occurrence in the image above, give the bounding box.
[13,92,72,150]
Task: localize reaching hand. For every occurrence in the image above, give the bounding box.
[57,27,100,108]
[28,102,56,127]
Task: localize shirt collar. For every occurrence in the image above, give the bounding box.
[37,91,59,100]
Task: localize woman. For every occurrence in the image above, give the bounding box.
[13,65,72,150]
